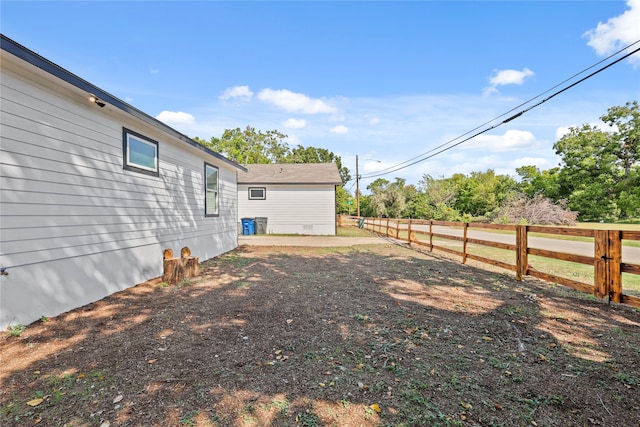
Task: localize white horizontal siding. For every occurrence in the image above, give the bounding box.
[0,52,239,328]
[237,184,336,235]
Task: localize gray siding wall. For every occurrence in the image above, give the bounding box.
[0,55,238,328]
[237,184,336,235]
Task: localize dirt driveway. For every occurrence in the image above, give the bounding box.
[1,240,639,426]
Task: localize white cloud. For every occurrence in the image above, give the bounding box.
[257,88,337,114]
[284,134,301,146]
[177,90,625,186]
[283,118,307,129]
[156,111,195,126]
[482,86,499,97]
[484,68,535,95]
[330,125,349,134]
[449,156,502,175]
[464,129,537,151]
[219,85,253,101]
[490,68,535,86]
[362,159,385,173]
[583,0,640,66]
[149,68,159,74]
[555,126,573,140]
[369,116,380,125]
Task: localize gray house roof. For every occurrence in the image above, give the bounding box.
[238,163,343,185]
[0,34,245,172]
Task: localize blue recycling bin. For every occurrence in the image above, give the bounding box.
[241,218,255,235]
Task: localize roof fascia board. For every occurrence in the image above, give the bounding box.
[0,34,246,172]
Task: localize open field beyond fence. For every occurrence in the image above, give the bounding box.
[339,216,640,309]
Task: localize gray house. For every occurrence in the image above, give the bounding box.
[0,35,245,329]
[237,163,342,235]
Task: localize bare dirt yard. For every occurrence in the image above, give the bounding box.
[1,236,639,427]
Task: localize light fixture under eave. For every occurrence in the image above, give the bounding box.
[88,94,105,108]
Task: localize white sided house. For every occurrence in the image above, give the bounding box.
[0,35,245,329]
[237,163,342,235]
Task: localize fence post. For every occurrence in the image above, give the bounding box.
[408,219,412,243]
[515,225,528,281]
[609,230,622,303]
[429,221,434,252]
[462,223,469,264]
[594,230,608,298]
[386,218,390,237]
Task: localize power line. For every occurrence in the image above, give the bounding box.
[360,40,640,180]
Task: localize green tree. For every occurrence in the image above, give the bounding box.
[359,194,373,218]
[403,192,432,219]
[336,185,354,215]
[366,178,407,218]
[601,101,640,179]
[554,101,640,220]
[515,165,562,200]
[199,126,290,164]
[285,145,351,183]
[419,174,463,207]
[454,170,518,217]
[407,174,464,220]
[602,101,640,219]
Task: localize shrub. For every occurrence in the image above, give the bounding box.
[492,193,578,225]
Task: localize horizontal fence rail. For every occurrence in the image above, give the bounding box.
[337,215,640,308]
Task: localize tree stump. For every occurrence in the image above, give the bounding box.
[162,246,199,284]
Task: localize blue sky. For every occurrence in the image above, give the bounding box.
[2,1,639,192]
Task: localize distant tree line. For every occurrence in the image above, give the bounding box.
[354,101,639,224]
[195,101,638,224]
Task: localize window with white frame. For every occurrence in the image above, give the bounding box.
[123,128,159,176]
[248,187,266,200]
[205,163,219,216]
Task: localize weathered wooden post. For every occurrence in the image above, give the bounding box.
[515,225,528,281]
[462,223,469,264]
[594,230,608,298]
[608,230,622,303]
[429,221,434,252]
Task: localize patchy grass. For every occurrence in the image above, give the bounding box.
[379,225,640,296]
[1,243,639,426]
[337,226,377,238]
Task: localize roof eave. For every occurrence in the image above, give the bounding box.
[0,34,246,172]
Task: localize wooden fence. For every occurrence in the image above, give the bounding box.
[337,215,640,308]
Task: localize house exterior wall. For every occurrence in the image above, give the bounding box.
[237,184,336,235]
[0,51,238,329]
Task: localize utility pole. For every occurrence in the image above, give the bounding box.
[356,155,360,217]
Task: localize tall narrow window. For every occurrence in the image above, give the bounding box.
[123,128,159,176]
[205,163,219,216]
